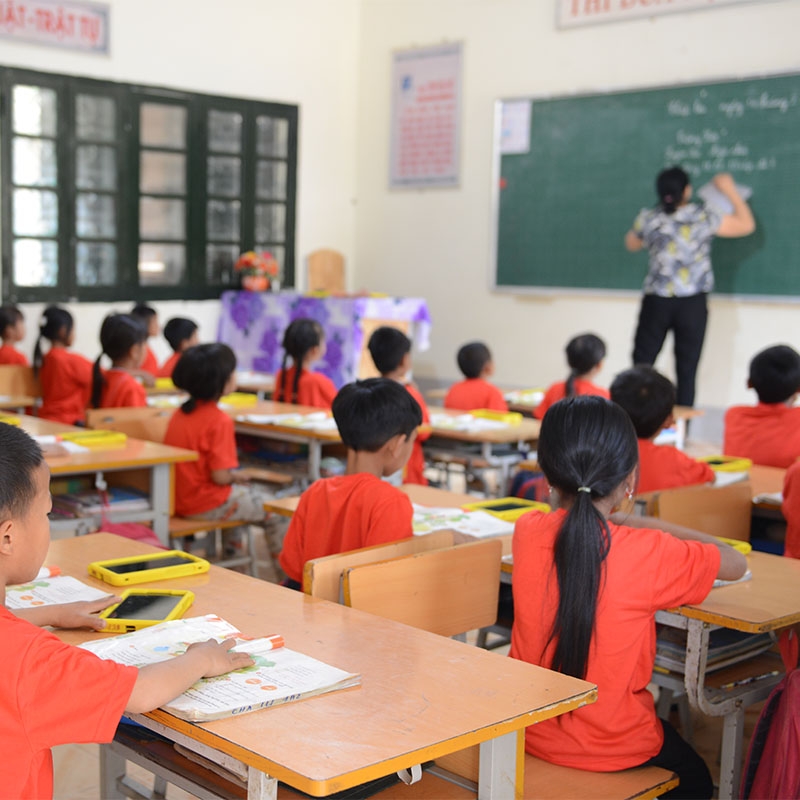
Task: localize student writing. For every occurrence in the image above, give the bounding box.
[91,314,149,410]
[444,341,508,412]
[273,318,337,409]
[157,317,199,380]
[510,396,745,799]
[0,305,28,366]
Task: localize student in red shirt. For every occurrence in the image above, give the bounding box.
[534,333,609,420]
[611,365,714,493]
[273,318,337,409]
[130,303,160,383]
[782,460,800,560]
[511,396,745,798]
[33,306,94,426]
[444,342,508,412]
[0,423,252,800]
[724,345,800,468]
[0,305,29,366]
[157,317,199,379]
[91,314,148,410]
[368,326,429,485]
[279,377,421,588]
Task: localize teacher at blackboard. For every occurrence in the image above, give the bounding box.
[624,167,755,407]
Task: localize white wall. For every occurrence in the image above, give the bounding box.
[1,0,361,360]
[354,0,800,409]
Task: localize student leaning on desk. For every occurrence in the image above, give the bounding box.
[0,423,253,800]
[510,396,746,800]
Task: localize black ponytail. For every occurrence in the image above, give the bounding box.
[279,318,323,404]
[91,314,147,408]
[91,356,105,409]
[656,166,690,215]
[33,306,74,377]
[564,334,606,397]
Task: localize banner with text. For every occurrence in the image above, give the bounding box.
[558,0,765,28]
[0,0,109,53]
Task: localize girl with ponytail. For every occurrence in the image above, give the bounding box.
[510,395,746,799]
[91,314,148,409]
[273,318,336,409]
[34,306,93,425]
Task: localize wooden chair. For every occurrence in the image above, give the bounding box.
[0,364,40,410]
[306,248,345,292]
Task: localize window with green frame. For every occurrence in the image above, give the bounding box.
[0,67,297,302]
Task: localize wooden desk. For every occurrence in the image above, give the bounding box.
[52,534,596,800]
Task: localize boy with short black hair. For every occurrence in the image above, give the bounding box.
[130,303,160,377]
[0,424,252,799]
[611,365,714,493]
[724,345,800,467]
[445,341,508,412]
[0,305,28,366]
[278,378,422,589]
[158,317,200,379]
[367,326,430,485]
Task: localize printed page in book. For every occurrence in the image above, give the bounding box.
[6,575,111,608]
[412,505,513,538]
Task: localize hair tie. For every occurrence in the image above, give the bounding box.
[577,486,592,494]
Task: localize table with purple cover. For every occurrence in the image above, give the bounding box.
[218,291,432,388]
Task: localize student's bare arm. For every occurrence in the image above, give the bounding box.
[14,597,116,630]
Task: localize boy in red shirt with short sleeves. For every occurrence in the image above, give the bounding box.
[279,378,422,589]
[0,305,28,366]
[367,326,429,485]
[158,318,199,380]
[724,345,800,468]
[445,342,508,412]
[611,366,714,494]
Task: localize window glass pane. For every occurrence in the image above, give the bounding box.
[76,94,116,142]
[255,203,286,243]
[76,193,116,238]
[207,156,241,197]
[14,239,58,286]
[13,189,58,236]
[13,138,57,187]
[208,110,242,154]
[256,116,288,157]
[206,244,238,284]
[256,160,287,200]
[207,200,240,241]
[140,103,186,149]
[77,242,117,285]
[140,151,186,194]
[140,198,185,240]
[13,86,57,137]
[139,243,186,286]
[76,145,117,190]
[254,244,285,275]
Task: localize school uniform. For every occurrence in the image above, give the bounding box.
[723,403,800,468]
[279,473,413,583]
[38,347,93,425]
[781,461,800,560]
[0,606,138,799]
[0,343,28,366]
[533,379,610,420]
[444,378,508,412]
[140,345,158,376]
[404,383,430,486]
[99,369,147,409]
[636,438,715,494]
[510,508,719,771]
[157,352,181,379]
[274,366,337,409]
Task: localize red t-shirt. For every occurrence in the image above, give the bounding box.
[38,347,94,425]
[404,383,430,486]
[533,379,610,420]
[140,345,158,376]
[782,461,800,560]
[99,370,147,409]
[164,400,238,515]
[724,403,800,468]
[279,473,414,583]
[444,378,508,412]
[509,509,719,771]
[157,352,181,379]
[0,607,138,800]
[0,344,28,366]
[636,439,715,493]
[274,367,337,410]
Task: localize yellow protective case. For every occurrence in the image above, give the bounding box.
[714,536,753,555]
[99,589,195,633]
[60,429,128,449]
[0,414,20,426]
[462,497,550,521]
[88,550,210,586]
[470,409,524,425]
[697,455,753,472]
[219,391,258,407]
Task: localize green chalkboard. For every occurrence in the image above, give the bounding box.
[493,74,800,297]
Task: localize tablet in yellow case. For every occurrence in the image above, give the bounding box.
[462,497,550,522]
[99,589,195,633]
[88,550,210,586]
[697,455,753,472]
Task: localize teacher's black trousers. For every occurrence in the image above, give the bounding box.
[632,293,708,408]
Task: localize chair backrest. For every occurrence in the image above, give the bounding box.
[655,480,753,541]
[85,406,174,444]
[0,365,40,397]
[303,529,455,602]
[306,248,345,292]
[342,538,502,638]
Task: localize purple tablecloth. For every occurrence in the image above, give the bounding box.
[218,291,432,388]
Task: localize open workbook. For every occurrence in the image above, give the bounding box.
[80,614,361,721]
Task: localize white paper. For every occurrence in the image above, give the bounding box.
[713,471,749,488]
[412,505,513,538]
[697,182,752,215]
[430,413,509,433]
[504,389,544,407]
[5,575,110,609]
[238,412,337,431]
[500,101,532,155]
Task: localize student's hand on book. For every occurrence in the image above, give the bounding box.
[186,638,255,676]
[49,596,117,630]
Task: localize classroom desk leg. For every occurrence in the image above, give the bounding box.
[248,768,278,799]
[478,730,518,800]
[719,708,746,800]
[308,440,322,483]
[99,744,128,799]
[150,463,171,545]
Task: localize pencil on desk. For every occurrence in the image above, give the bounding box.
[719,670,780,691]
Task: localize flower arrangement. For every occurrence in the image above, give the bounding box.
[234,250,280,292]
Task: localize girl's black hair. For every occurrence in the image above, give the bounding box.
[172,343,237,413]
[537,395,639,680]
[130,303,157,323]
[565,333,606,397]
[274,318,324,404]
[91,314,148,408]
[163,317,198,353]
[0,305,23,338]
[656,166,690,214]
[33,306,74,377]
